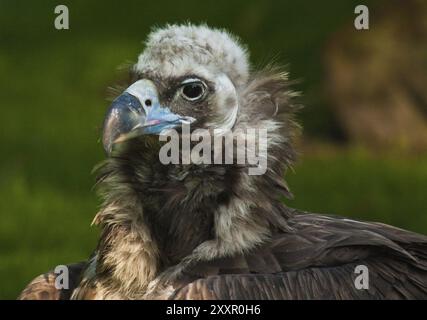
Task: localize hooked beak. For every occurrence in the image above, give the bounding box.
[102,79,195,155]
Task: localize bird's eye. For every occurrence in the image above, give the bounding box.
[180,80,206,101]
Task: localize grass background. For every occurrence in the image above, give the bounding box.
[1,0,426,299]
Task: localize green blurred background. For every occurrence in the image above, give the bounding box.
[1,0,426,299]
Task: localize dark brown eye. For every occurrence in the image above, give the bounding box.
[180,80,206,101]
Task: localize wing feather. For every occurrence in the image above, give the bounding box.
[171,257,427,299]
[170,212,427,300]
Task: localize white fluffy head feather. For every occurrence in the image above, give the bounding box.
[136,24,250,89]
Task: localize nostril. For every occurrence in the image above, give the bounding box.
[144,99,152,107]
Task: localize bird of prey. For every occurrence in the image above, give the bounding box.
[19,24,427,300]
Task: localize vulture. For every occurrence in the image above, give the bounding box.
[19,24,427,300]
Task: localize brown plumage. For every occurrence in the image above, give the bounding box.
[19,24,427,300]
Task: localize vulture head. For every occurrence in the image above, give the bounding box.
[103,24,252,151]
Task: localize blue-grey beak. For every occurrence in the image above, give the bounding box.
[102,79,195,155]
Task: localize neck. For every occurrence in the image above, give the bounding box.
[92,124,295,296]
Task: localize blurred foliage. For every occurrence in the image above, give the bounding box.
[0,0,426,299]
[324,0,427,150]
